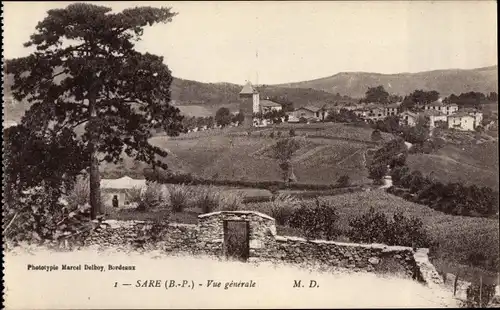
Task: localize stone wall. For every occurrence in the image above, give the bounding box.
[87,211,440,284]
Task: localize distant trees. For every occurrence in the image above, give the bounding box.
[232,111,245,124]
[325,109,363,123]
[400,89,440,111]
[389,165,499,218]
[487,91,498,102]
[215,107,232,127]
[363,85,389,104]
[443,91,494,108]
[273,138,301,183]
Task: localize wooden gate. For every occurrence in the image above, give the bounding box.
[223,220,250,261]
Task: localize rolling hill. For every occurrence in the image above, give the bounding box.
[276,65,498,98]
[3,64,497,123]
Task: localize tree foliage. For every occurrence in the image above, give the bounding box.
[6,3,184,218]
[215,107,232,127]
[273,138,301,182]
[364,85,389,104]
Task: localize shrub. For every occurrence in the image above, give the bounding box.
[268,193,299,225]
[277,131,282,137]
[138,183,168,212]
[371,129,383,142]
[289,128,296,137]
[218,190,244,211]
[348,207,432,248]
[336,175,351,187]
[195,186,221,214]
[368,164,388,183]
[165,184,191,212]
[289,198,340,240]
[465,283,496,308]
[270,131,275,138]
[125,187,143,206]
[4,185,109,247]
[348,207,389,244]
[66,176,91,209]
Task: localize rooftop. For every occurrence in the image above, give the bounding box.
[423,110,446,116]
[239,81,258,95]
[259,99,282,107]
[449,112,475,118]
[101,176,147,190]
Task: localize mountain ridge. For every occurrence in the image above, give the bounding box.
[274,65,498,98]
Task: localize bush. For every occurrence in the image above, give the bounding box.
[371,129,383,142]
[165,184,191,212]
[348,207,389,244]
[135,183,168,212]
[66,176,91,209]
[218,190,244,211]
[368,164,388,183]
[268,193,299,225]
[289,128,296,137]
[270,131,275,138]
[195,186,221,214]
[336,175,351,187]
[4,185,108,247]
[465,283,497,308]
[348,207,432,248]
[289,198,340,240]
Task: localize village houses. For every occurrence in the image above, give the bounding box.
[424,100,459,116]
[447,112,476,131]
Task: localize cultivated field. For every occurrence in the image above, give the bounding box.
[407,141,499,190]
[147,133,372,185]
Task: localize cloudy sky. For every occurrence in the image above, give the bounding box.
[3,1,497,84]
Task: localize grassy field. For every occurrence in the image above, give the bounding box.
[147,134,372,185]
[407,141,499,190]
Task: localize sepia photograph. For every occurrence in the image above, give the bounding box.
[2,1,499,308]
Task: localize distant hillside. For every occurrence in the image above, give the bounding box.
[3,74,341,122]
[4,65,497,122]
[276,66,498,98]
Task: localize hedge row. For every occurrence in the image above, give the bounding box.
[144,168,362,192]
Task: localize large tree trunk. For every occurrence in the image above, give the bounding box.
[88,90,101,219]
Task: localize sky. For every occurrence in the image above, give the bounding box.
[2,1,498,85]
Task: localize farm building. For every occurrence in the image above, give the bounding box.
[399,111,418,127]
[447,112,476,131]
[384,103,401,116]
[100,176,147,208]
[422,110,448,129]
[424,100,458,116]
[461,107,483,126]
[290,106,326,121]
[259,99,282,113]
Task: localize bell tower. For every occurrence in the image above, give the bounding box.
[239,81,259,128]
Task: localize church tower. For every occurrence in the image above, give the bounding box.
[239,81,260,127]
